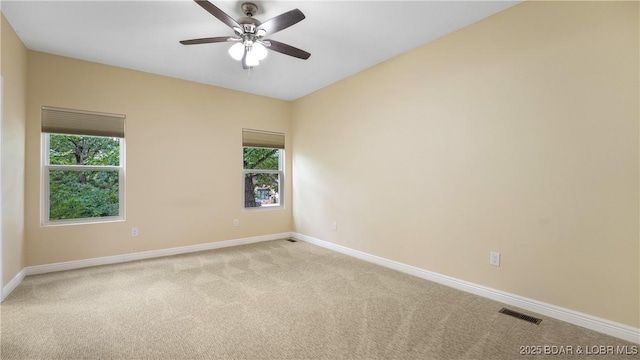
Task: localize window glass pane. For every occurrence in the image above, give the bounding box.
[49,169,119,220]
[49,134,120,166]
[243,148,279,170]
[244,173,280,208]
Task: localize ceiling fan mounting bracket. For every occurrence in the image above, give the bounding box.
[241,2,258,17]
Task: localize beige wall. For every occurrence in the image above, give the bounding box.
[24,52,292,266]
[1,14,27,286]
[292,1,639,328]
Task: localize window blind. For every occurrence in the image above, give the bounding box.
[242,129,285,149]
[42,106,125,138]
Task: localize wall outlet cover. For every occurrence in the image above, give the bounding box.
[490,251,500,267]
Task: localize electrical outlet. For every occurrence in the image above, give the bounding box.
[233,219,240,227]
[490,251,500,267]
[131,228,139,237]
[331,221,337,231]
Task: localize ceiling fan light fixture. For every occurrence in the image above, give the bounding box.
[228,42,245,61]
[252,42,268,61]
[245,49,260,67]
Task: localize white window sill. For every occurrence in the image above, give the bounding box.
[42,217,125,227]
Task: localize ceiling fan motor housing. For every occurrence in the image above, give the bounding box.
[238,18,261,34]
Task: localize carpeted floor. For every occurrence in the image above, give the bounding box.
[0,239,637,359]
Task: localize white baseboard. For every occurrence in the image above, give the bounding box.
[292,232,640,344]
[1,232,290,300]
[1,268,25,302]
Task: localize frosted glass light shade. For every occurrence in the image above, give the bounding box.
[228,43,245,61]
[245,50,259,67]
[253,43,268,60]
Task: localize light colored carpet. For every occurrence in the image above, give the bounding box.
[0,239,636,359]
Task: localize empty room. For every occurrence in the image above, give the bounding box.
[1,0,638,359]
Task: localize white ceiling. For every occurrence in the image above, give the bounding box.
[2,0,520,101]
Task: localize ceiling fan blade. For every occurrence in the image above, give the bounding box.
[194,0,241,31]
[266,40,311,60]
[180,36,231,45]
[257,9,305,36]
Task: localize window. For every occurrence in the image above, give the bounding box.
[41,106,125,224]
[242,129,284,209]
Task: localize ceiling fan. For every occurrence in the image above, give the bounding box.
[180,0,311,69]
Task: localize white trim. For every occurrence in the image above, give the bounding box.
[0,76,4,297]
[42,134,125,225]
[40,134,48,224]
[2,269,25,302]
[44,165,120,171]
[119,137,126,221]
[242,148,284,210]
[292,232,640,344]
[26,232,290,276]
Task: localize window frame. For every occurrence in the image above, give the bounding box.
[242,147,284,210]
[41,133,126,225]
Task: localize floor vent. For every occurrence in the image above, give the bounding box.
[286,239,298,243]
[499,308,542,325]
